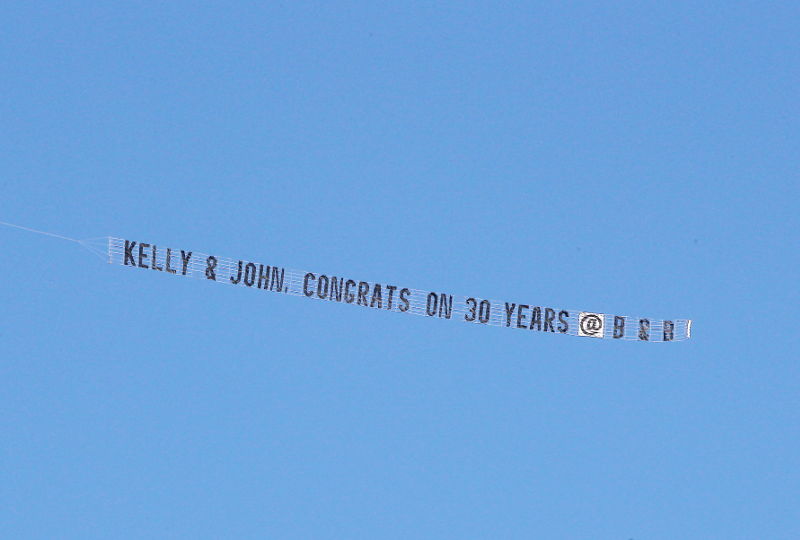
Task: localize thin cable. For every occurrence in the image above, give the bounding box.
[78,241,109,262]
[0,220,81,243]
[0,220,111,262]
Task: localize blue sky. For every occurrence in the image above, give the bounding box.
[1,2,798,538]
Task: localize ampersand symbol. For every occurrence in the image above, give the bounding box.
[205,256,217,280]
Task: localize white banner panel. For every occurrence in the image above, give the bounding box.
[107,237,692,342]
[578,312,605,338]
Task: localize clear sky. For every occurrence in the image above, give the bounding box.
[1,3,798,539]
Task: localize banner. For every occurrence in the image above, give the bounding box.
[107,237,692,342]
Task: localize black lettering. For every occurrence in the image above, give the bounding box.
[663,320,674,342]
[244,263,256,287]
[465,298,477,322]
[165,248,177,274]
[317,275,329,299]
[613,316,625,339]
[124,240,136,266]
[180,251,192,275]
[330,277,343,302]
[205,256,217,280]
[370,284,383,308]
[257,265,269,289]
[151,245,163,271]
[230,260,243,284]
[271,267,285,292]
[357,282,369,306]
[504,303,516,327]
[479,300,491,324]
[426,292,438,316]
[138,243,150,268]
[544,308,556,332]
[557,310,569,333]
[516,304,529,329]
[438,294,453,319]
[303,273,316,297]
[345,280,356,303]
[386,285,397,310]
[399,288,411,312]
[639,319,650,341]
[529,307,542,331]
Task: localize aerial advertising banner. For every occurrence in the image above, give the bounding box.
[107,237,692,342]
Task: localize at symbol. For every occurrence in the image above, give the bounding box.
[581,314,603,335]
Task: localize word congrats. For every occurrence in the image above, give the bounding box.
[108,238,692,342]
